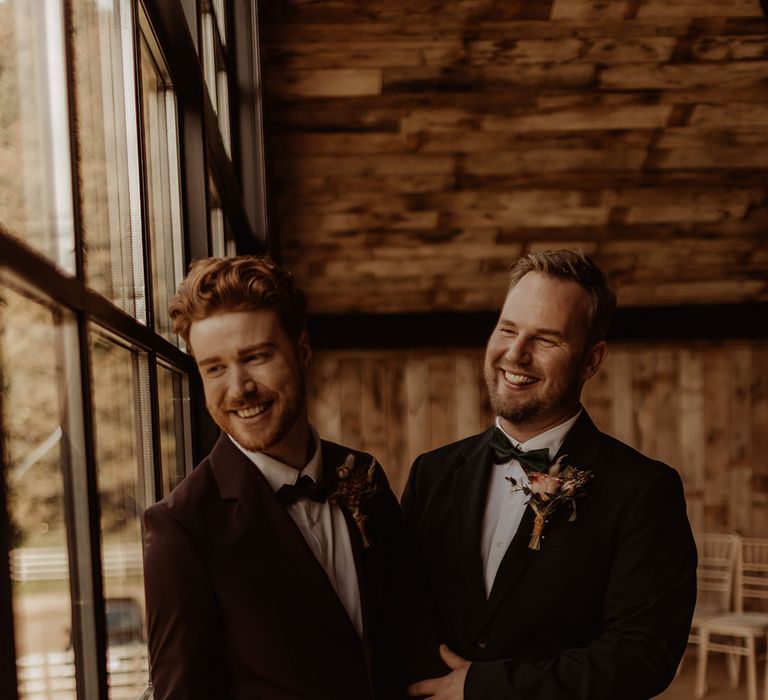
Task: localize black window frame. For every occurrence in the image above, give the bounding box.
[0,0,270,698]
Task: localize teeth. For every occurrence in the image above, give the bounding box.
[504,371,537,386]
[236,404,268,418]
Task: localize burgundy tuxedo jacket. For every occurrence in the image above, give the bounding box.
[402,410,698,700]
[143,433,409,700]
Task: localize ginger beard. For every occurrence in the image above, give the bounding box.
[191,309,311,461]
[206,369,306,454]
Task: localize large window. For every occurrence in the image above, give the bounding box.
[91,329,153,699]
[2,280,78,700]
[139,20,185,343]
[73,0,146,321]
[0,0,75,275]
[0,1,268,699]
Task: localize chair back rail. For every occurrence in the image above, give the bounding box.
[695,533,740,614]
[736,537,768,612]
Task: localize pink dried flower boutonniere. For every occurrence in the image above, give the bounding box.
[506,455,593,551]
[328,453,380,548]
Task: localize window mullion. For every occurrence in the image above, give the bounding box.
[59,311,109,700]
[0,414,19,700]
[60,2,109,697]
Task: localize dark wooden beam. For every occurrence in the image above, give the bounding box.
[306,303,768,349]
[608,303,768,343]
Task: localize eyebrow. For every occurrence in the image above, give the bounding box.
[498,320,565,338]
[197,342,276,367]
[197,355,224,367]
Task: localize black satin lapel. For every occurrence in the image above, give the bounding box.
[321,441,373,644]
[321,441,375,687]
[235,463,357,632]
[479,410,601,630]
[340,503,374,674]
[453,434,494,629]
[319,442,369,612]
[209,435,303,566]
[480,506,537,628]
[553,410,600,469]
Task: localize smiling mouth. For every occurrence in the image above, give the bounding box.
[233,402,272,418]
[503,370,539,387]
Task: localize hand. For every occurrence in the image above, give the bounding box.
[408,644,470,699]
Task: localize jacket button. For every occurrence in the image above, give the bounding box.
[476,637,488,650]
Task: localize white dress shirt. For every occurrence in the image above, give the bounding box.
[480,410,582,597]
[230,428,363,638]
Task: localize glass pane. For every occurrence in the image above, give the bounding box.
[209,207,226,257]
[0,0,76,273]
[139,34,184,343]
[216,68,231,158]
[73,0,146,321]
[201,12,218,114]
[156,363,192,496]
[201,6,231,157]
[90,329,153,699]
[208,177,235,257]
[1,281,76,699]
[212,0,226,46]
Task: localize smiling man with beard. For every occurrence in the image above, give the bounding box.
[404,250,697,700]
[142,256,409,700]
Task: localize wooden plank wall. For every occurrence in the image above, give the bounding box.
[307,341,768,536]
[259,0,768,313]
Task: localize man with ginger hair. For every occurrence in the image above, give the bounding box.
[404,250,697,700]
[142,256,409,700]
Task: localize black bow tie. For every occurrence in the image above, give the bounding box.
[490,427,550,473]
[276,475,327,506]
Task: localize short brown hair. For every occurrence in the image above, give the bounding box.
[169,256,307,348]
[508,250,616,347]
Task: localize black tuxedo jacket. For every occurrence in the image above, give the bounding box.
[402,411,697,700]
[143,433,409,700]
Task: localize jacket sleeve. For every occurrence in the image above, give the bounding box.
[143,505,223,700]
[465,467,698,700]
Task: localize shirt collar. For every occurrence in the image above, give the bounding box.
[229,426,323,493]
[494,408,582,461]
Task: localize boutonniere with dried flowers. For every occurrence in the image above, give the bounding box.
[328,454,380,548]
[506,455,593,551]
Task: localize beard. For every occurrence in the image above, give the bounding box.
[208,373,306,454]
[483,362,582,428]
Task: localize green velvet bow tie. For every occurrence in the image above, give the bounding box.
[490,427,550,473]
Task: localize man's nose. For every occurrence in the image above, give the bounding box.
[228,366,257,397]
[505,335,531,365]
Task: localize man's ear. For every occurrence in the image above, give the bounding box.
[581,340,607,381]
[297,330,312,368]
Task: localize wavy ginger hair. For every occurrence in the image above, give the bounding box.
[169,256,308,351]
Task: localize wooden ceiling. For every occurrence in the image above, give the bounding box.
[258,0,768,313]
